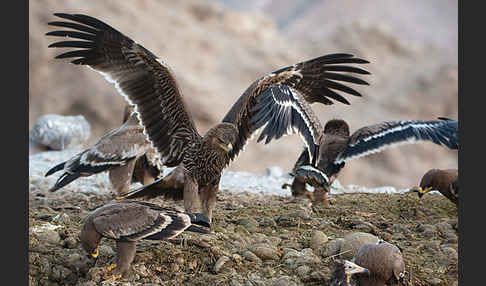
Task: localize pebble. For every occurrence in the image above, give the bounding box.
[256,217,277,228]
[249,243,280,261]
[242,250,263,264]
[275,209,311,227]
[29,114,91,150]
[35,229,61,246]
[295,265,311,278]
[237,217,260,233]
[282,248,320,270]
[427,278,443,285]
[63,236,77,249]
[51,213,71,225]
[441,246,458,262]
[333,232,379,260]
[321,238,344,258]
[309,230,328,252]
[270,276,298,286]
[65,252,90,271]
[99,244,116,257]
[435,222,455,237]
[214,255,231,273]
[417,224,437,238]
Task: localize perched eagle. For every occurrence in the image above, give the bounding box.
[411,168,458,206]
[45,105,161,195]
[281,118,458,204]
[46,13,370,221]
[80,200,210,282]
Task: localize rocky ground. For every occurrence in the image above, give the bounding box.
[29,150,458,286]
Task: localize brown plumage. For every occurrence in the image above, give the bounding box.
[46,13,370,221]
[80,200,210,282]
[283,118,458,204]
[45,110,160,195]
[122,105,161,187]
[412,168,458,205]
[352,240,406,286]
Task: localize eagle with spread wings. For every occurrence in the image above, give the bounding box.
[46,13,370,221]
[281,118,458,204]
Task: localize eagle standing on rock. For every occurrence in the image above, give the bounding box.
[80,200,210,282]
[411,168,458,206]
[46,13,370,221]
[45,105,162,195]
[282,118,458,205]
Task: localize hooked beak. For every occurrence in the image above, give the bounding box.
[90,247,99,259]
[345,265,369,284]
[347,264,369,275]
[411,186,433,198]
[220,143,233,155]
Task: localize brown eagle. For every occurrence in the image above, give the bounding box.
[46,13,370,221]
[411,168,458,206]
[80,200,210,282]
[45,104,161,195]
[329,240,406,286]
[282,118,458,204]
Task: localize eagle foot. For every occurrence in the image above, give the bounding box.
[105,263,117,272]
[102,274,122,283]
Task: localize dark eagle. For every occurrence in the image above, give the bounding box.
[45,104,161,195]
[80,200,210,282]
[46,13,370,221]
[411,168,458,206]
[281,118,458,204]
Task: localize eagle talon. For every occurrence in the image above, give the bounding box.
[102,274,122,283]
[105,263,117,272]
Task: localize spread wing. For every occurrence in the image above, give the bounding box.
[335,119,459,164]
[46,13,201,168]
[222,54,370,164]
[91,201,192,241]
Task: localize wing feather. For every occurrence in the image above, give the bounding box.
[46,13,200,168]
[91,201,192,241]
[335,119,459,163]
[222,53,370,163]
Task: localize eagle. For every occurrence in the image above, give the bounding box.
[281,118,458,204]
[329,240,405,286]
[410,168,458,206]
[80,200,210,282]
[45,104,161,195]
[46,13,370,221]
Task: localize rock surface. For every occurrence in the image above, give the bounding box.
[29,148,458,285]
[29,114,91,151]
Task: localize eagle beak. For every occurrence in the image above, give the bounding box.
[220,143,233,155]
[345,266,369,284]
[418,186,433,198]
[347,264,369,275]
[90,247,99,259]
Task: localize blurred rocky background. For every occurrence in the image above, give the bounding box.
[29,0,458,189]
